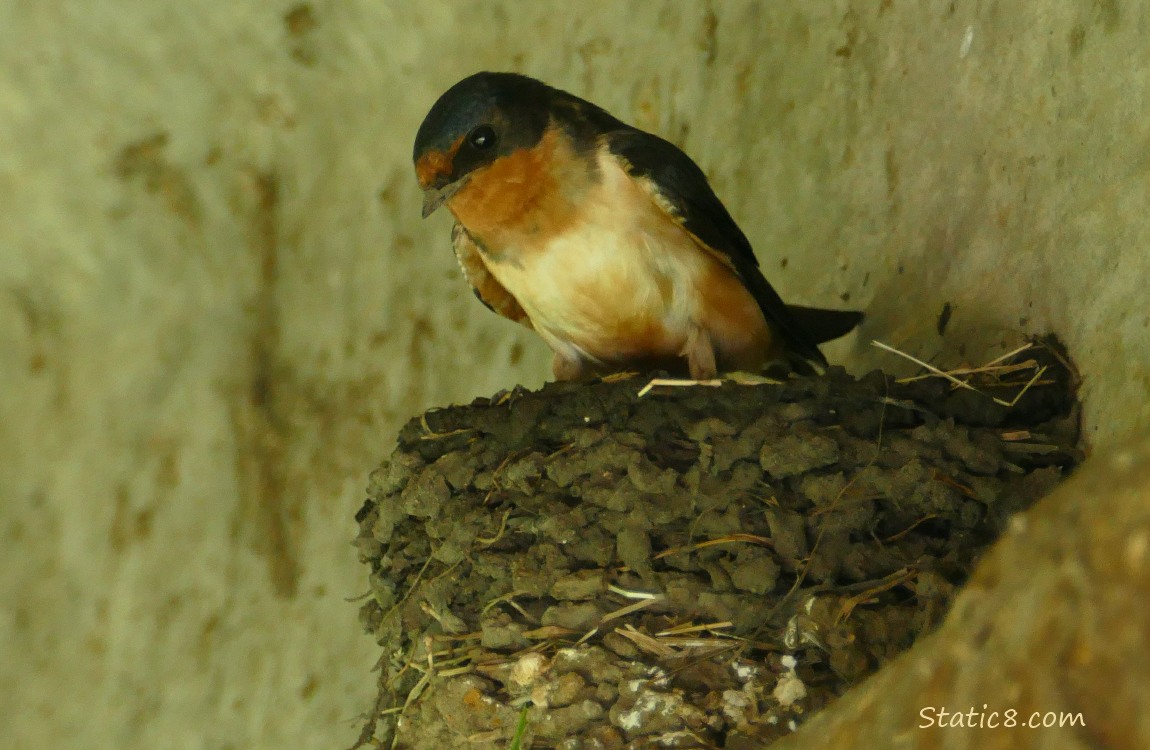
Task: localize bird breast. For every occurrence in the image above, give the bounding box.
[452,143,770,368]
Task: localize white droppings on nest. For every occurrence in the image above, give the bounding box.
[772,656,808,708]
[553,646,589,666]
[721,688,752,726]
[509,652,548,688]
[731,658,762,683]
[722,658,769,728]
[615,689,684,732]
[624,677,649,697]
[645,665,670,688]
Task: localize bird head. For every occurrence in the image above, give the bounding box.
[413,72,553,217]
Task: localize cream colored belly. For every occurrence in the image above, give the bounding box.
[463,151,773,372]
[486,220,700,365]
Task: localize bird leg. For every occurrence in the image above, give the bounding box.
[681,326,717,380]
[552,351,591,381]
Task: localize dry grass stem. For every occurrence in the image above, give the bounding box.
[638,377,723,397]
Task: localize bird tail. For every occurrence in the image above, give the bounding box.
[785,305,864,346]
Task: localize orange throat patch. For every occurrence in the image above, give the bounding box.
[445,126,585,252]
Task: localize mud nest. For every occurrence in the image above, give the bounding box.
[351,345,1079,749]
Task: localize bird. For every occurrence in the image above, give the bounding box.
[413,72,863,381]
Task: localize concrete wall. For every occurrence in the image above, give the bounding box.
[2,1,1146,747]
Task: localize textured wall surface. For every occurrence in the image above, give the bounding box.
[1,1,1146,748]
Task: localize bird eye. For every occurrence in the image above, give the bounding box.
[468,125,497,150]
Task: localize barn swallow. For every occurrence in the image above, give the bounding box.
[413,72,863,381]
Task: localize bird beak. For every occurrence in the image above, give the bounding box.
[421,176,469,218]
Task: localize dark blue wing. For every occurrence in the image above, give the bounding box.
[604,127,842,368]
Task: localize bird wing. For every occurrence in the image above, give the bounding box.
[603,127,835,368]
[451,222,532,327]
